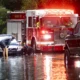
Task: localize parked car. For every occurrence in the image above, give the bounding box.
[8,39,23,55]
[64,21,80,67]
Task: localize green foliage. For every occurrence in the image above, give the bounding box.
[21,0,38,10]
[1,0,22,10]
[2,27,6,34]
[0,6,8,34]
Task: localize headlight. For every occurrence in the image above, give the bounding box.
[74,60,80,68]
[43,34,51,40]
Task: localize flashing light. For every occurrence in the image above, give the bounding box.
[45,9,74,15]
[42,30,46,34]
[41,30,48,34]
[43,34,51,40]
[35,9,74,16]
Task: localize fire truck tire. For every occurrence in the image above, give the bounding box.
[60,32,65,38]
[31,37,36,52]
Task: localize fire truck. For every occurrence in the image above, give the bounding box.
[7,9,79,52]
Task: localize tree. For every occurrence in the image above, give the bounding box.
[21,0,37,10]
[1,0,22,10]
[0,6,8,34]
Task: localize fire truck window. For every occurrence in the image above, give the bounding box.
[60,17,73,27]
[33,17,37,27]
[28,17,32,27]
[42,17,60,27]
[36,16,39,22]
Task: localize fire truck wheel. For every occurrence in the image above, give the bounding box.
[31,37,36,52]
[60,32,65,38]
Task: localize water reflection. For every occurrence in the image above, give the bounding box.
[43,55,66,80]
[32,54,67,80]
[0,56,24,80]
[66,59,80,80]
[44,56,52,80]
[1,54,80,80]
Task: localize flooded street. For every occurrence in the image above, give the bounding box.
[0,53,80,80]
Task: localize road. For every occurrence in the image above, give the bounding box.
[0,52,80,80]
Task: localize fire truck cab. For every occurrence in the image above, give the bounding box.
[26,9,79,52]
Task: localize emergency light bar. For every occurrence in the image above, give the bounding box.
[45,9,74,14]
[34,9,74,15]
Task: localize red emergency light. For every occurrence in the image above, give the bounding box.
[35,9,74,16]
[45,9,74,14]
[40,29,52,40]
[41,30,48,34]
[8,13,26,19]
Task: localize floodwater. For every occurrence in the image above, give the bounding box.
[0,53,80,80]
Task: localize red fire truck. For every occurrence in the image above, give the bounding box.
[7,9,79,52]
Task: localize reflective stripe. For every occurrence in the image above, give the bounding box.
[27,40,54,45]
[27,40,65,46]
[37,41,54,45]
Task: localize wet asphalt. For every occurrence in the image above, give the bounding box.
[0,53,80,80]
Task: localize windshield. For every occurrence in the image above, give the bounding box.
[40,17,73,28]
